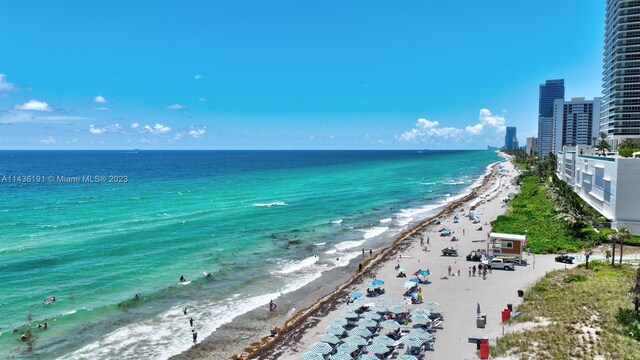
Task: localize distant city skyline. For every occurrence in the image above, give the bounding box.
[0,1,605,149]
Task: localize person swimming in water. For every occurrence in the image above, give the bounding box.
[180,275,186,282]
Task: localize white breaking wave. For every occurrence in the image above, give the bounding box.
[273,256,319,274]
[379,218,392,224]
[362,226,388,239]
[330,219,343,224]
[252,201,287,207]
[324,249,337,254]
[334,240,366,251]
[314,242,326,246]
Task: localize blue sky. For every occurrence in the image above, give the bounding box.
[0,0,605,149]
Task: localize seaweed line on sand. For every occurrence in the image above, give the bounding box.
[242,163,500,359]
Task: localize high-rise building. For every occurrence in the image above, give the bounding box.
[504,126,518,150]
[551,97,602,154]
[538,79,565,156]
[602,0,640,148]
[526,137,537,156]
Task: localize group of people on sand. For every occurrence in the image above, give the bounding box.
[468,264,491,279]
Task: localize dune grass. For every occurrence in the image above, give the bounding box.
[492,261,640,359]
[491,174,583,253]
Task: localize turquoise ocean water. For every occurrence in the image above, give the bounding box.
[0,150,499,359]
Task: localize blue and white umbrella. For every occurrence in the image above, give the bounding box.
[371,279,385,286]
[329,353,353,360]
[342,310,359,318]
[362,311,382,320]
[331,318,348,326]
[417,269,431,276]
[309,342,333,355]
[375,298,390,306]
[336,342,358,354]
[372,335,396,346]
[411,314,431,325]
[409,328,434,340]
[366,343,389,354]
[422,301,440,310]
[397,355,419,360]
[365,283,379,289]
[412,308,430,317]
[389,304,406,314]
[380,319,401,329]
[372,305,388,313]
[358,318,378,328]
[301,351,325,360]
[402,280,418,288]
[321,333,341,344]
[343,335,367,346]
[400,336,424,348]
[326,324,346,336]
[359,355,380,360]
[351,326,373,338]
[349,291,363,299]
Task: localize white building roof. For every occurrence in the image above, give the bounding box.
[489,232,526,241]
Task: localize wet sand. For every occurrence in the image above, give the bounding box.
[173,155,526,360]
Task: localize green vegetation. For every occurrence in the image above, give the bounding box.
[492,261,640,359]
[618,148,640,158]
[491,173,584,253]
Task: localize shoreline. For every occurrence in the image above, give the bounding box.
[172,157,503,360]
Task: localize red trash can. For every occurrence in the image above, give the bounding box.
[479,339,490,359]
[501,309,510,323]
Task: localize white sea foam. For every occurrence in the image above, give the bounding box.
[330,219,343,224]
[324,249,337,254]
[273,256,319,274]
[334,240,366,251]
[419,182,436,185]
[252,201,287,207]
[362,226,388,239]
[314,242,326,246]
[329,251,361,267]
[379,218,392,224]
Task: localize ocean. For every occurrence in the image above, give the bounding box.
[0,150,499,359]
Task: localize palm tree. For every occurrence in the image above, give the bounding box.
[593,132,611,156]
[617,228,631,265]
[620,138,636,150]
[610,233,617,266]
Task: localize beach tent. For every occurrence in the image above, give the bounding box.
[366,343,389,354]
[309,342,333,355]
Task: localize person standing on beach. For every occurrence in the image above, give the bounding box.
[427,237,430,245]
[472,265,476,277]
[468,267,471,277]
[189,317,194,327]
[447,265,452,276]
[362,248,365,255]
[192,329,198,344]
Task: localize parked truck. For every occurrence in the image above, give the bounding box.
[482,258,515,270]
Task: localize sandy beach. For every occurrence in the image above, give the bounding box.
[174,156,576,360]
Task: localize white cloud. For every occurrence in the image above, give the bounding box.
[309,135,315,140]
[14,99,52,111]
[143,123,172,134]
[89,123,122,134]
[187,127,206,138]
[167,104,185,110]
[198,97,206,102]
[40,136,56,144]
[94,95,106,103]
[94,107,110,111]
[397,108,508,144]
[130,123,139,129]
[329,135,335,139]
[173,133,184,140]
[194,74,202,80]
[0,74,16,91]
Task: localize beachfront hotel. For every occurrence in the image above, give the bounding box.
[538,79,565,157]
[602,0,640,149]
[504,126,519,150]
[552,97,601,154]
[557,145,640,233]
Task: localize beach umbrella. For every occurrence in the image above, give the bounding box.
[397,355,419,360]
[365,283,379,289]
[358,318,378,328]
[371,305,388,314]
[417,269,431,276]
[402,281,418,288]
[349,291,363,299]
[372,335,396,346]
[301,352,325,360]
[359,355,380,360]
[343,335,368,346]
[326,325,346,336]
[336,342,358,354]
[380,319,401,329]
[389,304,406,314]
[411,314,430,325]
[410,292,419,299]
[321,333,341,344]
[342,310,359,318]
[412,309,430,318]
[409,328,434,340]
[329,353,353,360]
[421,301,440,310]
[375,298,390,306]
[351,326,373,338]
[366,343,389,354]
[309,342,333,355]
[371,279,385,286]
[331,318,348,326]
[400,336,424,348]
[362,311,382,320]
